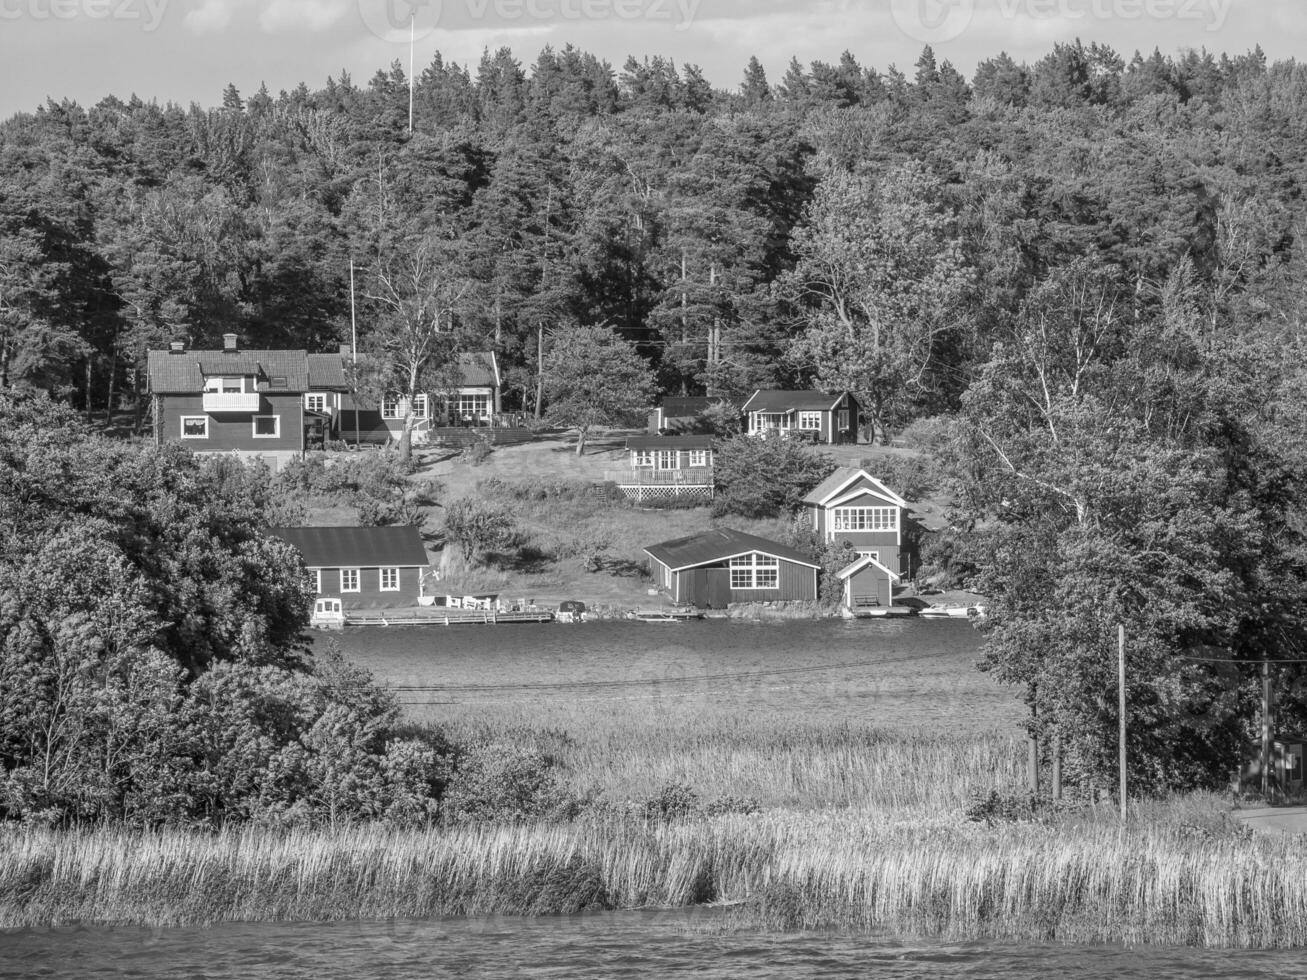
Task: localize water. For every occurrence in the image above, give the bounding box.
[323,617,1022,732]
[3,912,1302,979]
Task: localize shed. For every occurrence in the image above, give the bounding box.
[269,526,430,610]
[1239,734,1307,799]
[643,528,819,609]
[835,554,901,610]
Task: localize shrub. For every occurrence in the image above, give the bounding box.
[713,434,836,518]
[443,497,520,565]
[641,782,701,820]
[440,739,573,825]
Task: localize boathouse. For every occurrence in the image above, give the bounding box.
[643,528,819,609]
[269,525,430,610]
[835,553,901,610]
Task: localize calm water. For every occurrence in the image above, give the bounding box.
[323,617,1023,732]
[3,912,1302,979]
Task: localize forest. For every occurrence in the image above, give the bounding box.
[4,38,1307,803]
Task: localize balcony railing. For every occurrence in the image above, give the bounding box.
[203,392,262,413]
[603,467,714,487]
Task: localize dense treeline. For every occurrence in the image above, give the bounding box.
[5,38,1307,798]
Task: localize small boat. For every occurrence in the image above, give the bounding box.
[920,605,979,619]
[634,611,682,623]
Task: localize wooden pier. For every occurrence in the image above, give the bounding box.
[343,608,556,627]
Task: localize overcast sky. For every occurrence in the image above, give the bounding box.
[0,0,1301,119]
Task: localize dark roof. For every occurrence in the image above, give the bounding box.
[743,390,844,413]
[626,435,715,451]
[660,396,726,418]
[307,353,349,391]
[643,528,820,572]
[147,349,310,394]
[268,526,430,568]
[457,352,499,388]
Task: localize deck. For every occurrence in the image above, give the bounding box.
[343,608,556,627]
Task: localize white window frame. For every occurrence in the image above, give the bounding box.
[340,568,360,593]
[798,411,822,430]
[729,553,780,590]
[657,450,677,470]
[252,415,280,439]
[856,550,880,563]
[832,507,898,533]
[204,376,249,394]
[837,409,850,430]
[412,394,429,420]
[180,416,209,439]
[314,570,323,594]
[633,450,655,468]
[380,567,400,592]
[458,392,490,419]
[305,393,326,412]
[688,450,709,467]
[381,394,402,420]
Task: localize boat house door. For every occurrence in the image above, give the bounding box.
[690,567,731,609]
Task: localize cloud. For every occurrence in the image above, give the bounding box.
[260,0,356,33]
[184,0,246,34]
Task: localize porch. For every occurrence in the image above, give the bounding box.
[603,466,715,502]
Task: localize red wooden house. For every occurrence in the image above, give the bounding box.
[644,528,819,609]
[147,335,308,472]
[268,526,431,611]
[802,467,909,578]
[741,390,859,444]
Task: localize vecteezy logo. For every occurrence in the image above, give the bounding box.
[358,0,442,43]
[889,0,974,44]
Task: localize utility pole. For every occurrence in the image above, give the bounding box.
[1119,624,1127,820]
[408,12,415,136]
[350,257,360,446]
[1262,659,1272,799]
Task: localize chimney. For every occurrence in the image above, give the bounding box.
[168,341,185,354]
[223,333,238,352]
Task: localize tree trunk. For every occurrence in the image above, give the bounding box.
[399,410,414,462]
[534,323,545,419]
[575,425,587,456]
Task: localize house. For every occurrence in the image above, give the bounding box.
[649,395,729,434]
[741,390,859,444]
[802,467,909,577]
[643,528,819,609]
[268,525,431,611]
[606,435,715,502]
[1239,734,1307,799]
[146,336,309,472]
[835,553,901,610]
[306,350,351,446]
[310,351,503,445]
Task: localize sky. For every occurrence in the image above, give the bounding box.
[0,0,1302,118]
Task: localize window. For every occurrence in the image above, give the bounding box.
[204,376,247,394]
[313,570,322,594]
[458,393,490,419]
[381,394,402,420]
[305,394,326,412]
[753,412,790,432]
[856,550,880,563]
[180,416,208,439]
[252,415,280,438]
[837,409,850,430]
[269,376,287,389]
[832,507,898,533]
[340,569,360,593]
[798,411,822,430]
[729,553,780,590]
[633,450,655,468]
[412,394,428,420]
[688,450,709,468]
[380,568,400,592]
[657,450,677,470]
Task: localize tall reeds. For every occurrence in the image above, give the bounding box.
[3,801,1305,947]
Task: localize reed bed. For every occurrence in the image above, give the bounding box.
[3,799,1305,947]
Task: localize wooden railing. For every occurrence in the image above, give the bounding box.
[603,467,714,486]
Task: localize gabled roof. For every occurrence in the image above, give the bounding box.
[643,528,820,572]
[268,526,430,569]
[457,352,500,388]
[659,396,726,418]
[626,435,715,451]
[835,553,901,582]
[741,390,845,413]
[147,349,310,394]
[802,467,908,508]
[307,353,349,391]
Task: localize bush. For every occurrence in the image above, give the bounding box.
[443,497,521,565]
[713,435,836,518]
[440,739,574,825]
[641,782,701,820]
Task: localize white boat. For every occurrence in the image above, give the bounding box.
[920,605,979,619]
[310,597,345,629]
[634,612,682,623]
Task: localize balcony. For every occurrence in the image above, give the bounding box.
[203,392,262,413]
[603,467,714,487]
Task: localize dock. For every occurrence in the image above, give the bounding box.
[342,608,556,627]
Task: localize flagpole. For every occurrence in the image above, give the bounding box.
[408,11,415,135]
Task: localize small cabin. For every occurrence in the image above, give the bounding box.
[740,390,859,445]
[649,396,729,434]
[269,525,430,612]
[606,436,715,502]
[643,528,819,609]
